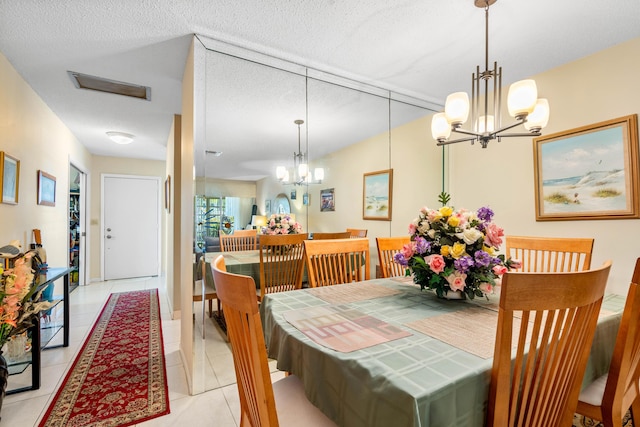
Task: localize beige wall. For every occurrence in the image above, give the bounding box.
[0,52,92,269]
[88,155,166,280]
[449,37,640,295]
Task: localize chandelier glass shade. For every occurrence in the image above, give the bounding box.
[431,0,550,148]
[277,119,324,185]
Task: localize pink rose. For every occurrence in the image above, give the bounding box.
[400,243,414,260]
[446,271,467,291]
[426,254,446,274]
[479,282,493,294]
[408,223,417,235]
[509,258,522,270]
[484,223,504,248]
[492,265,507,276]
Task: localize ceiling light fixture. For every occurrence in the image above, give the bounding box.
[106,131,135,145]
[431,0,550,148]
[276,119,324,186]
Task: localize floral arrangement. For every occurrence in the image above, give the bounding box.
[261,214,303,235]
[0,252,52,349]
[394,202,519,299]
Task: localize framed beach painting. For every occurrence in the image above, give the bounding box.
[363,169,393,220]
[0,152,20,205]
[37,170,56,206]
[533,114,639,221]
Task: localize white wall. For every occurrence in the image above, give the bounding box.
[449,37,640,295]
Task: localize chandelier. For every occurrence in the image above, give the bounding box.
[276,119,324,185]
[431,0,550,148]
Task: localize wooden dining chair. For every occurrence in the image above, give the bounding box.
[304,238,370,287]
[346,228,367,238]
[258,233,308,302]
[211,255,337,427]
[193,257,219,338]
[575,258,640,427]
[486,260,612,427]
[312,231,352,240]
[220,228,257,251]
[376,236,411,278]
[505,235,594,272]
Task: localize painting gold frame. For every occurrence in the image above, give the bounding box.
[533,114,639,221]
[37,170,57,206]
[363,169,393,221]
[0,152,20,205]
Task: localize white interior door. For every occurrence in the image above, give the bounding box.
[102,175,160,280]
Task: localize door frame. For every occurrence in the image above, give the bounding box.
[100,173,162,281]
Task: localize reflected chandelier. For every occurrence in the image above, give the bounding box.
[276,119,324,185]
[431,0,550,148]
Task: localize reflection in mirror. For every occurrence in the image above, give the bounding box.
[192,36,440,395]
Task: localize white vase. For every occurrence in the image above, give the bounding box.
[443,290,464,300]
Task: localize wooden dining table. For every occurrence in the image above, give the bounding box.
[260,277,625,427]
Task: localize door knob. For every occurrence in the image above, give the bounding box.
[106,235,112,239]
[106,228,112,232]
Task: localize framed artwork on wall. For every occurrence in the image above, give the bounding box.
[320,188,334,212]
[265,199,271,214]
[0,152,20,205]
[291,189,297,200]
[533,114,639,221]
[303,192,309,206]
[37,170,56,206]
[363,169,393,220]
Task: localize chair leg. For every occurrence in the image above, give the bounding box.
[630,397,640,426]
[208,300,213,318]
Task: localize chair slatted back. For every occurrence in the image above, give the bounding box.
[258,233,308,302]
[505,235,594,272]
[220,229,258,251]
[376,236,411,278]
[211,255,279,427]
[487,261,612,427]
[346,228,368,238]
[576,258,640,426]
[312,232,352,240]
[304,238,370,287]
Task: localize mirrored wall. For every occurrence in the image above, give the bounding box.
[193,36,440,393]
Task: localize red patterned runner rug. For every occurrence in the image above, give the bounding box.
[38,289,170,426]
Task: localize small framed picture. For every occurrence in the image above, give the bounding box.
[291,190,297,200]
[0,152,20,205]
[303,193,309,206]
[265,199,271,214]
[37,170,56,206]
[363,169,393,220]
[320,188,335,212]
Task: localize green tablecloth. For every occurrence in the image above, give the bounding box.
[260,278,625,427]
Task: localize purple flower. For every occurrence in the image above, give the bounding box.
[394,252,409,266]
[454,256,475,273]
[477,206,494,222]
[474,250,491,267]
[415,236,430,254]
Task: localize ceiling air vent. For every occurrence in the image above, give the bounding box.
[67,71,151,101]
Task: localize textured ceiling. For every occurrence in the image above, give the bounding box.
[1,1,639,178]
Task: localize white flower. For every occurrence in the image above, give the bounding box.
[458,228,483,245]
[428,229,437,239]
[418,220,430,233]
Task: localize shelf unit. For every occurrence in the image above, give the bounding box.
[69,191,80,289]
[5,267,70,394]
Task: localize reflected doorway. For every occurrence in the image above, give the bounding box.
[69,164,85,289]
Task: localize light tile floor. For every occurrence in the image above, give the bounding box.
[2,276,273,426]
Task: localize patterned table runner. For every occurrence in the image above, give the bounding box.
[405,306,524,359]
[284,305,411,352]
[307,282,402,304]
